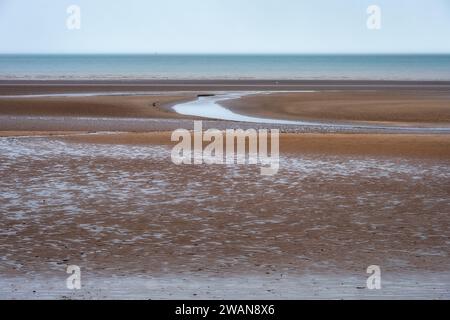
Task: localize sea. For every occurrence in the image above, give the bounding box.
[0,54,450,81]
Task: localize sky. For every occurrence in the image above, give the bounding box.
[0,0,449,54]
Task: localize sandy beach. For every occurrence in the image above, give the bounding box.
[2,0,450,305]
[0,94,195,119]
[1,80,450,299]
[223,90,450,125]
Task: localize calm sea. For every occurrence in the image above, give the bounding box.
[1,54,450,80]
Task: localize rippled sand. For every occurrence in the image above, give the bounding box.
[1,136,449,298]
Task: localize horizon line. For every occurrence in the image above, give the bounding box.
[1,52,450,56]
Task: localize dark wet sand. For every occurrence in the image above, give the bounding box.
[2,79,450,96]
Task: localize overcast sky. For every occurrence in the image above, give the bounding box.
[0,0,449,54]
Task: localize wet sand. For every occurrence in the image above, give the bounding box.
[2,79,450,96]
[57,131,450,160]
[1,81,450,130]
[2,273,449,300]
[1,134,449,299]
[222,91,450,125]
[0,94,195,119]
[1,81,450,299]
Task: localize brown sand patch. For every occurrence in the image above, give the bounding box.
[280,133,450,159]
[222,91,450,125]
[59,132,450,160]
[0,95,195,119]
[61,131,174,145]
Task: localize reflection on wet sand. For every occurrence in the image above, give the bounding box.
[1,136,449,298]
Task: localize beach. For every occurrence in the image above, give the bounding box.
[1,80,450,299]
[2,0,450,306]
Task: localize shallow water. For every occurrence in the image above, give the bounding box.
[2,273,449,299]
[172,92,450,132]
[2,54,450,81]
[173,92,321,125]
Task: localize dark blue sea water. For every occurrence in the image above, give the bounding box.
[1,54,449,80]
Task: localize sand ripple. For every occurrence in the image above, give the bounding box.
[0,137,449,291]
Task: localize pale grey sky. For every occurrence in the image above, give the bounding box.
[0,0,449,54]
